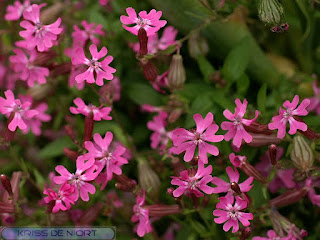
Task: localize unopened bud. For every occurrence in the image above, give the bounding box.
[138,160,160,200]
[142,60,158,82]
[78,203,104,226]
[293,116,317,140]
[168,108,183,123]
[0,202,15,214]
[290,135,313,171]
[27,84,52,100]
[138,28,148,56]
[1,174,13,197]
[40,2,64,24]
[63,148,78,162]
[114,174,137,192]
[145,204,181,217]
[240,227,251,240]
[248,133,281,147]
[270,23,289,33]
[189,156,199,166]
[269,144,278,165]
[4,113,16,142]
[269,187,308,207]
[258,0,284,25]
[50,63,72,78]
[33,50,56,66]
[168,54,186,91]
[65,125,78,144]
[82,112,94,145]
[230,182,241,195]
[171,157,186,177]
[46,200,55,214]
[244,122,274,135]
[188,31,209,59]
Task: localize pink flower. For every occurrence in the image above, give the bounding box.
[19,4,62,52]
[221,98,259,148]
[147,111,172,151]
[0,90,38,131]
[171,112,224,164]
[305,178,320,207]
[9,48,49,87]
[83,132,129,189]
[53,157,101,202]
[213,194,253,233]
[307,81,320,115]
[70,98,112,121]
[72,20,105,47]
[130,26,178,54]
[5,0,31,21]
[211,166,254,195]
[18,95,51,136]
[71,44,116,86]
[43,183,77,213]
[268,95,310,139]
[120,7,167,36]
[68,65,86,90]
[99,76,121,103]
[131,191,152,237]
[252,230,288,240]
[151,71,169,93]
[171,161,214,197]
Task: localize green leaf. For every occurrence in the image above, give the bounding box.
[209,90,234,110]
[38,137,74,159]
[197,54,216,83]
[33,169,45,189]
[222,37,250,81]
[125,83,164,106]
[257,83,267,113]
[248,182,269,207]
[236,73,250,97]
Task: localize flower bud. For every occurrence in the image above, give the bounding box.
[138,160,160,200]
[63,148,78,162]
[82,112,94,145]
[142,60,158,82]
[171,157,186,177]
[240,227,251,240]
[50,63,72,78]
[27,84,52,101]
[3,113,16,142]
[3,172,21,203]
[40,2,64,24]
[33,50,56,66]
[230,182,242,195]
[0,202,15,214]
[77,202,104,226]
[114,174,137,192]
[269,144,278,165]
[248,133,281,147]
[65,125,79,145]
[258,0,284,25]
[290,135,313,171]
[188,31,209,59]
[168,54,186,91]
[269,188,308,207]
[1,174,13,197]
[138,28,148,56]
[145,204,181,217]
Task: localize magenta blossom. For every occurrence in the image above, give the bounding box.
[147,111,172,152]
[171,112,224,164]
[99,76,121,103]
[221,98,259,148]
[0,90,38,131]
[20,4,62,52]
[120,7,167,36]
[70,98,112,121]
[43,183,77,213]
[72,21,105,47]
[268,95,310,139]
[83,132,129,189]
[130,26,178,54]
[171,161,214,197]
[5,0,31,21]
[131,191,152,237]
[71,44,116,86]
[9,48,49,87]
[53,157,102,202]
[213,194,253,233]
[252,230,289,240]
[211,166,254,195]
[307,81,320,115]
[305,178,320,207]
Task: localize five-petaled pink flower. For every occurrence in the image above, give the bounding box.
[213,194,253,233]
[268,95,310,139]
[307,81,320,115]
[171,161,214,198]
[211,166,254,195]
[147,111,172,151]
[72,21,105,48]
[120,7,167,36]
[71,44,116,86]
[19,4,62,52]
[171,112,224,164]
[43,183,77,213]
[252,230,288,240]
[221,98,259,148]
[70,98,112,121]
[53,157,102,202]
[9,48,50,87]
[83,132,129,189]
[0,90,38,131]
[5,0,31,21]
[131,191,152,237]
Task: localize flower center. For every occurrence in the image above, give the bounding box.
[89,59,100,69]
[192,132,203,145]
[71,173,81,184]
[233,116,241,126]
[14,104,23,112]
[34,23,44,34]
[228,209,238,219]
[283,109,292,118]
[188,179,198,190]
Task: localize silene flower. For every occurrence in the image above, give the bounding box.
[170,112,224,164]
[213,194,253,233]
[71,44,116,86]
[19,4,63,52]
[307,81,320,115]
[5,0,31,21]
[221,98,259,148]
[268,95,310,139]
[72,20,105,47]
[120,7,167,36]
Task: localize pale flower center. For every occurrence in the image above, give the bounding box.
[228,209,239,219]
[137,17,150,28]
[188,179,198,190]
[34,23,45,34]
[192,131,203,145]
[233,116,241,126]
[89,59,100,69]
[283,109,292,118]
